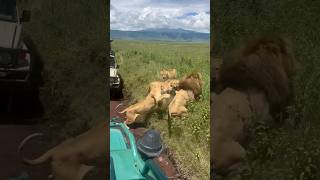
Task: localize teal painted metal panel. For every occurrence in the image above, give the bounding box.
[110,120,168,180]
[110,128,128,151]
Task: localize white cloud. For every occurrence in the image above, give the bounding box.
[110,0,210,33]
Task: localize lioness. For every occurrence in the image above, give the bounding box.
[148,79,179,104]
[18,121,107,180]
[168,89,195,117]
[160,69,177,80]
[119,94,159,124]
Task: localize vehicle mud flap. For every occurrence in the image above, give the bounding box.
[7,92,14,113]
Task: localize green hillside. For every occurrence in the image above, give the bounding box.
[111,28,210,42]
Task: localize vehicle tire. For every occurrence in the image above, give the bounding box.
[110,75,124,100]
[116,74,124,99]
[23,35,44,87]
[18,88,44,119]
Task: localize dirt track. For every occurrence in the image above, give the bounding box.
[0,92,52,179]
[0,124,51,179]
[0,93,180,179]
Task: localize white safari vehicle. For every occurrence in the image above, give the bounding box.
[0,0,39,90]
[110,45,123,97]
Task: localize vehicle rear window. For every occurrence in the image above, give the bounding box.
[0,0,17,22]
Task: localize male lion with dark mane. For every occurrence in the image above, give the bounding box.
[179,72,204,99]
[211,34,299,179]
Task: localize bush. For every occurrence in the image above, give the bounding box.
[19,0,107,138]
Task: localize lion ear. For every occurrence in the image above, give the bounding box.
[278,36,300,75]
[273,35,300,76]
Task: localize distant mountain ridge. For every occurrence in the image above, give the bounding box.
[110,28,209,42]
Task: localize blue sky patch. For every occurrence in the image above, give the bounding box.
[176,12,198,19]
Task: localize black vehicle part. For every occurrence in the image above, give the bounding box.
[23,35,44,87]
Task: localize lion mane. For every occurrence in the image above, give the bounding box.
[211,34,299,178]
[216,34,299,117]
[179,72,204,99]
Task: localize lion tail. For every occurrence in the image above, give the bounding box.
[115,103,125,114]
[18,133,54,165]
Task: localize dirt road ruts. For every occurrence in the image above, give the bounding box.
[0,92,50,179]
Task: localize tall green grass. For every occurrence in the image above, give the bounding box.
[112,40,210,179]
[212,0,320,179]
[18,0,107,137]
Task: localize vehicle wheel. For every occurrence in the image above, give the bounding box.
[111,88,123,100]
[111,75,124,100]
[23,35,44,87]
[117,74,124,98]
[19,88,44,119]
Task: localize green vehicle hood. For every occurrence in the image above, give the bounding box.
[110,121,168,180]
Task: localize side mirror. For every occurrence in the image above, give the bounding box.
[20,10,31,22]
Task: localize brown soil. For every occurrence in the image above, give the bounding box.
[0,123,52,179]
[0,96,183,180]
[0,92,53,179]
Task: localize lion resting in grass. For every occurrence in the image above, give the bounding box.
[168,89,195,117]
[119,94,159,124]
[211,34,298,179]
[120,79,179,124]
[18,121,107,180]
[148,79,179,104]
[120,72,202,125]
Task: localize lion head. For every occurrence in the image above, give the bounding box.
[179,72,204,99]
[160,69,177,80]
[217,34,299,117]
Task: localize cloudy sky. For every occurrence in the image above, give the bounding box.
[110,0,210,33]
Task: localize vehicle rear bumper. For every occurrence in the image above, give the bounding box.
[110,83,121,89]
[0,69,34,91]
